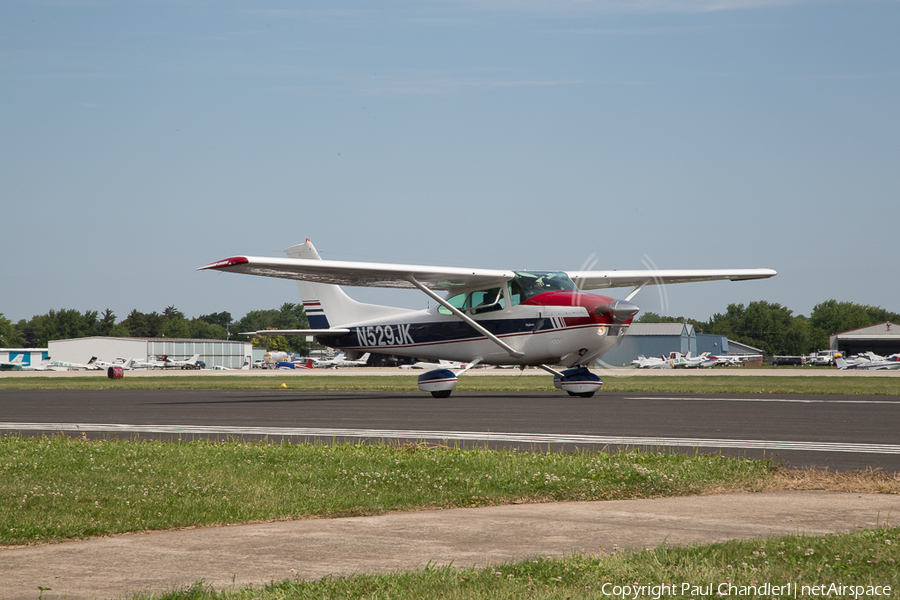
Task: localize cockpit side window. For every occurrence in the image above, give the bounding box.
[439,292,468,315]
[509,271,578,305]
[470,288,503,314]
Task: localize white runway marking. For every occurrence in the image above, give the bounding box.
[628,397,900,404]
[2,423,900,455]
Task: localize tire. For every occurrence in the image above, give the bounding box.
[431,390,453,398]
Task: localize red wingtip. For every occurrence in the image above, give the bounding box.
[197,256,250,271]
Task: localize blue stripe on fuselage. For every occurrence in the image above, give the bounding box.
[321,317,561,350]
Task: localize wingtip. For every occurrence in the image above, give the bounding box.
[197,256,250,271]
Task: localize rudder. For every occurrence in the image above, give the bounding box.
[284,239,412,328]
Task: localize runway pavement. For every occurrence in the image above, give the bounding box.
[1,388,899,471]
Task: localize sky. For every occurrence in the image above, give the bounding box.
[2,0,898,325]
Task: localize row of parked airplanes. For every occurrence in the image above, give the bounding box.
[630,350,900,370]
[258,351,372,369]
[6,349,898,373]
[630,352,762,369]
[0,354,204,371]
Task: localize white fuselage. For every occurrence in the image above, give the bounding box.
[318,302,626,367]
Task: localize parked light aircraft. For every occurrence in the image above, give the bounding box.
[92,357,136,371]
[131,355,201,369]
[136,354,202,369]
[48,357,101,371]
[709,353,762,367]
[834,352,900,371]
[164,354,202,369]
[669,352,719,368]
[22,357,54,371]
[200,239,775,398]
[0,355,27,371]
[630,355,672,369]
[400,359,470,370]
[313,352,371,368]
[1,356,55,371]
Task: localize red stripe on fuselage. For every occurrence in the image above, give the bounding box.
[520,291,629,326]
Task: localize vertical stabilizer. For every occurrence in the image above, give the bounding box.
[284,239,413,327]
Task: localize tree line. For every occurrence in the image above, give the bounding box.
[2,299,897,357]
[638,299,900,356]
[0,303,312,354]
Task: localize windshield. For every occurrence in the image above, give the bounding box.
[509,271,578,305]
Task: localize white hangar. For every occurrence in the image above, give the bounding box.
[47,337,251,369]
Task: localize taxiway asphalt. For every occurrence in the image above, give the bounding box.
[1,388,899,471]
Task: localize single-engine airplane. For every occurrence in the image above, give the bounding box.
[0,355,27,371]
[834,352,900,371]
[314,352,371,368]
[199,239,775,398]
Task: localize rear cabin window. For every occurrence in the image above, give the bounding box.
[439,287,504,315]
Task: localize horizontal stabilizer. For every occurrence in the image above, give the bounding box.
[240,329,350,337]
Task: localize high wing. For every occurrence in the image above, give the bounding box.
[198,256,513,291]
[568,269,777,291]
[198,257,775,292]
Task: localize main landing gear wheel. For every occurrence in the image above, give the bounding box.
[418,369,458,398]
[553,366,602,398]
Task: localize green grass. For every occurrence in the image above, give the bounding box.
[1,373,899,395]
[0,436,774,546]
[138,526,900,599]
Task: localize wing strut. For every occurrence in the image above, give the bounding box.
[456,357,482,376]
[537,364,565,378]
[624,283,646,302]
[407,277,526,359]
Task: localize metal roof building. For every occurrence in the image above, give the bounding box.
[0,348,49,367]
[697,333,730,356]
[725,340,763,355]
[47,337,251,369]
[829,322,900,356]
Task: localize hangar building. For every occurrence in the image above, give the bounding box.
[600,323,702,367]
[829,322,900,356]
[47,337,252,369]
[598,324,755,367]
[1,348,49,367]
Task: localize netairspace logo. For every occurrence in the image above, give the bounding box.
[599,582,893,599]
